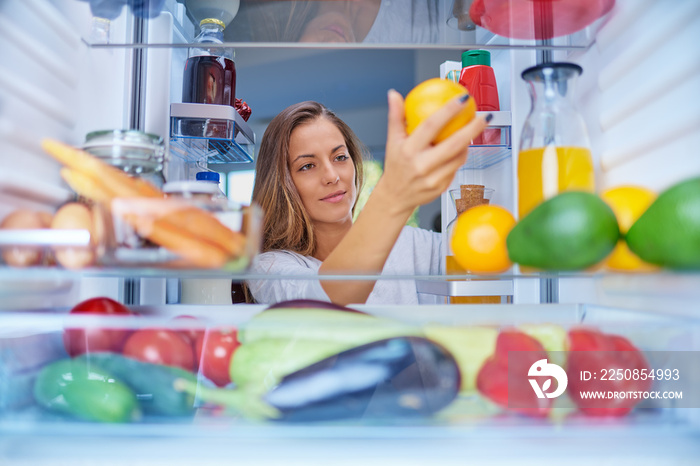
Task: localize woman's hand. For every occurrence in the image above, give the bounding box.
[318,89,490,305]
[376,89,490,218]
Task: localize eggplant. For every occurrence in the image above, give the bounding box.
[178,336,460,422]
[265,299,367,314]
[266,336,460,421]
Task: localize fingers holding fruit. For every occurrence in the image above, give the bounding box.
[382,79,487,212]
[404,78,478,146]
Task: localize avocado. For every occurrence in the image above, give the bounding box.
[626,177,700,269]
[506,191,619,270]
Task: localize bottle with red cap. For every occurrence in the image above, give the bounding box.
[458,50,500,145]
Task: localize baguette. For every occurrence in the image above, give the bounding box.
[60,168,114,204]
[42,139,162,199]
[125,214,230,269]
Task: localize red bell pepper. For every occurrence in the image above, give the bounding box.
[567,328,652,417]
[476,329,552,417]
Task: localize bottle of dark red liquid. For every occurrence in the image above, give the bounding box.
[459,50,500,145]
[182,18,236,108]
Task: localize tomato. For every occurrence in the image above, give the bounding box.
[195,328,240,387]
[476,329,552,417]
[566,328,652,417]
[172,315,206,346]
[123,329,195,371]
[63,297,133,357]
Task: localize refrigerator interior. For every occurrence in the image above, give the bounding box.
[0,0,700,463]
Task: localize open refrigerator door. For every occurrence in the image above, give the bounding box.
[0,0,699,464]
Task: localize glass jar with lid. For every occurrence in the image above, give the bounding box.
[82,130,166,188]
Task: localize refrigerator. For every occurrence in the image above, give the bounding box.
[0,0,699,464]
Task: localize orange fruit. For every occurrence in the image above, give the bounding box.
[451,205,516,273]
[405,78,477,143]
[600,185,657,271]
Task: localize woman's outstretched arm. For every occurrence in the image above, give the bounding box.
[318,89,490,305]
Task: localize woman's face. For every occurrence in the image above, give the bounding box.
[287,117,357,228]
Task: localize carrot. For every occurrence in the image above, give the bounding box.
[125,214,230,269]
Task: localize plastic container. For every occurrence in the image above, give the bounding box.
[459,50,500,145]
[82,130,166,188]
[96,196,258,270]
[518,62,594,218]
[1,303,697,434]
[163,180,221,201]
[468,0,615,41]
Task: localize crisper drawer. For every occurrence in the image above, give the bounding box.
[0,303,699,464]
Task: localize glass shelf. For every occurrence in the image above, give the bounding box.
[83,0,612,50]
[0,265,698,283]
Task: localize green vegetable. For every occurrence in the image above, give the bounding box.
[75,352,198,417]
[230,338,354,392]
[33,358,140,423]
[506,191,619,270]
[238,308,423,344]
[626,176,700,269]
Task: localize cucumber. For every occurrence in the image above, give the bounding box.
[75,352,197,417]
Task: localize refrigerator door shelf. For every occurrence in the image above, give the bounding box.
[416,278,513,297]
[462,111,511,170]
[169,103,255,164]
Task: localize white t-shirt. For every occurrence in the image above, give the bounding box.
[247,226,444,305]
[363,0,442,44]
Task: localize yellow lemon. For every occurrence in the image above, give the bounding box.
[451,205,516,273]
[600,185,657,271]
[405,78,476,144]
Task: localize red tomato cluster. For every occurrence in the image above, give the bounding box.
[567,328,652,417]
[476,329,552,418]
[62,298,240,385]
[476,327,651,418]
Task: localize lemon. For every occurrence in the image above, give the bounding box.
[600,185,657,272]
[405,78,476,144]
[451,204,515,273]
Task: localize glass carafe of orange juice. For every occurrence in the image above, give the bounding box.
[518,63,594,218]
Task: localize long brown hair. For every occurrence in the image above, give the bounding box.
[252,101,366,256]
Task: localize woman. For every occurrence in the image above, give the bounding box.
[246,90,490,305]
[227,0,441,44]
